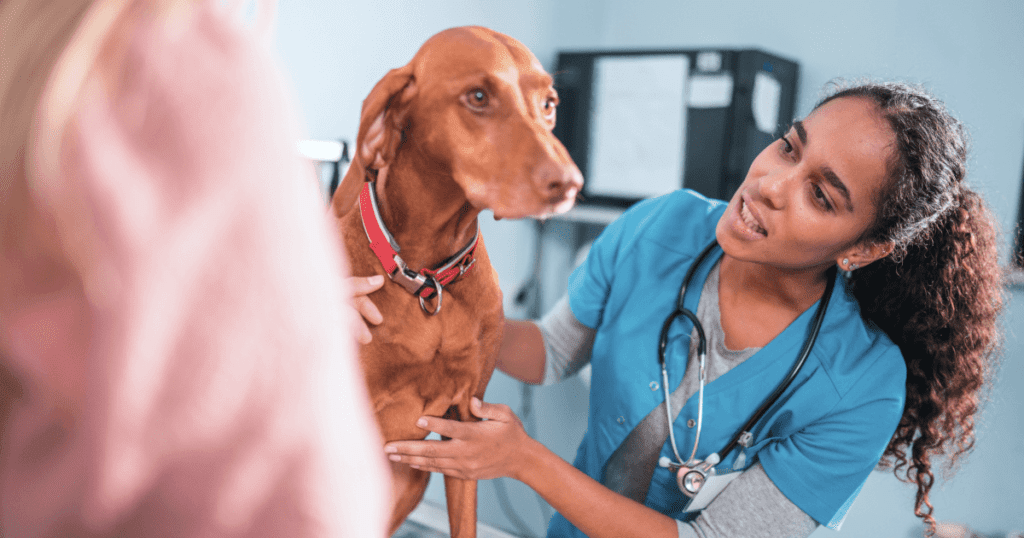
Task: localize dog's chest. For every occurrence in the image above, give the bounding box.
[372,268,501,356]
[358,252,503,390]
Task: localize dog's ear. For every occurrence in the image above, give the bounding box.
[331,63,416,214]
[358,64,417,174]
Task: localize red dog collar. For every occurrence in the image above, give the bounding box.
[358,181,478,315]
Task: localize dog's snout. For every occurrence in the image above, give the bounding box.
[537,160,583,202]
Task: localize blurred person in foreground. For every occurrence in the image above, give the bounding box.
[0,0,389,535]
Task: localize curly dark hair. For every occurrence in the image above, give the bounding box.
[815,81,1004,532]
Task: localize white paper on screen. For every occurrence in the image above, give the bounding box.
[587,55,690,200]
[688,74,734,109]
[752,72,782,134]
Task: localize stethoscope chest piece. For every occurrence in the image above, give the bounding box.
[676,466,704,497]
[671,453,720,498]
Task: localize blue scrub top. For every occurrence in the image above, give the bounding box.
[548,190,906,536]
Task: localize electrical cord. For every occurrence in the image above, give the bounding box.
[492,477,538,538]
[489,383,542,537]
[491,219,564,537]
[520,383,554,525]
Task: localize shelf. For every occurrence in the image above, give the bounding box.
[550,204,625,225]
[297,140,345,163]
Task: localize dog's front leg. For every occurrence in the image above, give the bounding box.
[444,473,477,538]
[440,400,479,538]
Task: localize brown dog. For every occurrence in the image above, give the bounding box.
[331,26,582,537]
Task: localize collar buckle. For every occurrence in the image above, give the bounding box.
[359,181,478,316]
[389,255,430,296]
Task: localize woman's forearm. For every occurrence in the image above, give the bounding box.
[514,436,680,538]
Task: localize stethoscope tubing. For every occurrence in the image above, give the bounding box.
[659,240,837,468]
[659,309,705,465]
[659,240,716,466]
[716,264,836,461]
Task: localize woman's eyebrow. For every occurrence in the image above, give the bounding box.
[822,166,854,211]
[793,120,808,144]
[793,119,854,211]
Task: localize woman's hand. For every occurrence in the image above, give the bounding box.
[348,275,384,344]
[383,397,533,481]
[387,398,682,538]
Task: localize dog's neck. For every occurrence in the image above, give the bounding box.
[371,160,482,272]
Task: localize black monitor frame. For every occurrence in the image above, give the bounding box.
[1014,144,1024,267]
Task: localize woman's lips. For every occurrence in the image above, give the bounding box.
[739,197,767,236]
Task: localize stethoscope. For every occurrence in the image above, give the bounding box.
[656,240,837,498]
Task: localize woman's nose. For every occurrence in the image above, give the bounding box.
[756,170,791,209]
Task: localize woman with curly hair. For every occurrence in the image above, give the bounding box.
[834,83,1004,530]
[379,79,1004,537]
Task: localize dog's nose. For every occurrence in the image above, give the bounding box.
[537,161,583,202]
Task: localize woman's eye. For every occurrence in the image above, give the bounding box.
[466,88,489,109]
[780,135,794,154]
[812,184,833,211]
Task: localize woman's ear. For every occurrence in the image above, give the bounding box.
[838,240,895,270]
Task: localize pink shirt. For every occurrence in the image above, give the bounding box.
[0,1,388,536]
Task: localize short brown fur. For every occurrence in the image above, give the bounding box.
[330,26,581,537]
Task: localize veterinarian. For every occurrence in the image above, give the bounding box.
[375,81,1004,537]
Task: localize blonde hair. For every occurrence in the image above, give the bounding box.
[0,0,276,282]
[1,0,279,191]
[0,0,100,289]
[0,0,161,287]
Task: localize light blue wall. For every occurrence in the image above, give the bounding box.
[273,1,1024,536]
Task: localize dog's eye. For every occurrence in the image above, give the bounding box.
[542,96,558,119]
[465,88,489,109]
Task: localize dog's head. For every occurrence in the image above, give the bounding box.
[351,26,582,220]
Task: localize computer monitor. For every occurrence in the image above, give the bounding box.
[553,48,799,206]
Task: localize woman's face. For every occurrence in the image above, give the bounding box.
[716,96,895,272]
